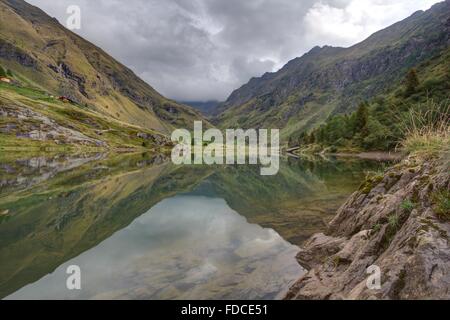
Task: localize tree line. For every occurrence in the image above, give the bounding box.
[289,68,448,152]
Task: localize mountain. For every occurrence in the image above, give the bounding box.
[291,45,450,152]
[0,0,205,138]
[215,1,450,141]
[181,100,221,117]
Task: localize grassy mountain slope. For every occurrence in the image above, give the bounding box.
[215,1,450,141]
[293,46,450,153]
[0,82,172,152]
[0,0,205,137]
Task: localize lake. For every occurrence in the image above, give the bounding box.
[0,152,387,299]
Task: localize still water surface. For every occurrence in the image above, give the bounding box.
[0,153,386,299]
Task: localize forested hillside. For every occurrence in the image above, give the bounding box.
[291,47,450,152]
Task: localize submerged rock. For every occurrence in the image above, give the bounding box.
[286,156,450,300]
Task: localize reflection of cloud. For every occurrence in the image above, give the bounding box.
[183,262,218,284]
[27,0,441,101]
[8,196,303,300]
[235,229,282,258]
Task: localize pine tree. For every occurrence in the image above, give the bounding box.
[405,68,419,96]
[0,66,6,77]
[354,103,369,134]
[6,69,13,77]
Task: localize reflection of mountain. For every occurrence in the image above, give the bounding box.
[8,196,303,300]
[0,153,383,298]
[0,153,107,195]
[189,158,383,244]
[0,154,212,298]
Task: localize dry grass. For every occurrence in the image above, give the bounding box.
[398,99,449,158]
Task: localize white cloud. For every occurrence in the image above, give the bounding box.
[303,0,442,48]
[27,0,443,101]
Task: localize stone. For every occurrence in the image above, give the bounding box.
[286,156,450,300]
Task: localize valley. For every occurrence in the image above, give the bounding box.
[0,0,448,301]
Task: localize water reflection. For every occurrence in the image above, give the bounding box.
[8,196,302,300]
[189,157,383,243]
[0,152,387,299]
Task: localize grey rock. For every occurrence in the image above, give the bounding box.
[286,156,450,300]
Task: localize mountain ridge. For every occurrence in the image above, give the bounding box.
[0,0,207,135]
[215,1,450,140]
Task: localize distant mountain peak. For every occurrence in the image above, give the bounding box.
[215,1,450,140]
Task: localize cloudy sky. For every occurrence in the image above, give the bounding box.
[28,0,441,102]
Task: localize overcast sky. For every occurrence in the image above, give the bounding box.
[28,0,441,102]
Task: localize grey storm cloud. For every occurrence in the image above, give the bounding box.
[28,0,441,101]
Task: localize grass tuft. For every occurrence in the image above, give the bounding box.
[432,190,450,221]
[388,214,399,230]
[399,99,449,158]
[401,199,415,213]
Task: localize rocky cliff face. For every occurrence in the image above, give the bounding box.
[286,155,449,300]
[215,1,450,140]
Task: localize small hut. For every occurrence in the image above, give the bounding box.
[58,96,76,103]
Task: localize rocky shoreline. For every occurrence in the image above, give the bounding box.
[286,155,449,300]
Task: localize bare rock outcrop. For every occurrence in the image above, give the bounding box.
[286,156,449,300]
[0,104,107,147]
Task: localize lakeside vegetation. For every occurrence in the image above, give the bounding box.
[289,48,450,156]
